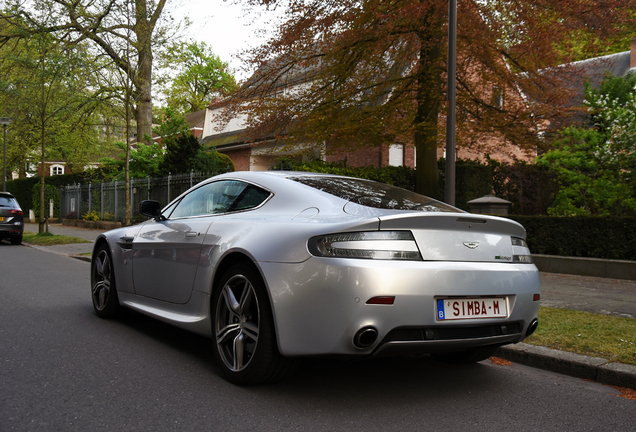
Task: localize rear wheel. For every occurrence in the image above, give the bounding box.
[91,244,121,318]
[431,345,499,364]
[212,263,296,385]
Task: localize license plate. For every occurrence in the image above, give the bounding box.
[0,217,3,221]
[436,297,508,321]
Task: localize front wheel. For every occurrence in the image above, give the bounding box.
[212,264,296,385]
[91,244,121,318]
[431,345,499,364]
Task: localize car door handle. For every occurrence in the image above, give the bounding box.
[185,231,199,238]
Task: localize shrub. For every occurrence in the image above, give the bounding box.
[82,210,101,221]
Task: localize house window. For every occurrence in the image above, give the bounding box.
[389,144,404,166]
[50,165,64,176]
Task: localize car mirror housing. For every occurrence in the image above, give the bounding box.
[140,200,165,220]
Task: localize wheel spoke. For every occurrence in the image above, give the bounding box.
[96,252,110,279]
[223,284,241,313]
[233,332,246,370]
[216,323,241,344]
[221,289,241,321]
[242,321,259,343]
[98,285,107,309]
[92,280,109,310]
[238,280,254,311]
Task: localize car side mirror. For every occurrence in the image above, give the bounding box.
[140,200,166,221]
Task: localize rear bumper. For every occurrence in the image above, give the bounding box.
[259,258,540,357]
[0,224,23,237]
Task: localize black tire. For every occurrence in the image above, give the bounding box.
[431,345,499,364]
[211,263,296,385]
[91,244,121,318]
[10,234,22,245]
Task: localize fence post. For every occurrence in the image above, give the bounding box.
[114,180,118,221]
[130,179,133,222]
[147,177,150,201]
[59,186,64,223]
[168,172,171,204]
[88,182,92,214]
[100,181,104,220]
[190,169,193,188]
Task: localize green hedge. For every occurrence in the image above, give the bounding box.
[508,216,636,261]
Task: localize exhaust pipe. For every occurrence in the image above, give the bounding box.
[354,327,378,349]
[526,319,538,337]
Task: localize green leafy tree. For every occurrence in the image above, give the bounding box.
[0,0,181,144]
[152,107,190,146]
[159,134,201,175]
[537,73,636,219]
[158,41,237,113]
[152,107,234,175]
[192,148,235,174]
[100,141,164,179]
[0,27,100,224]
[537,127,635,216]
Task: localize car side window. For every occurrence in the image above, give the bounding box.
[168,180,270,219]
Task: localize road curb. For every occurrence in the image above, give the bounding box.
[495,342,636,390]
[22,242,92,262]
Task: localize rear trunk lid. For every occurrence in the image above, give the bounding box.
[379,213,527,263]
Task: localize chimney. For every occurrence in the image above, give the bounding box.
[632,37,636,69]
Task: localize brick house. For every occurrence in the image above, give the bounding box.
[200,37,636,172]
[35,161,70,177]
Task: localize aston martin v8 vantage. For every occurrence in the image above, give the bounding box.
[91,171,540,384]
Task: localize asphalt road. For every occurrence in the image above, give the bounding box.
[1,243,634,431]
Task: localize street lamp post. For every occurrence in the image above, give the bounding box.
[445,0,457,206]
[1,117,13,192]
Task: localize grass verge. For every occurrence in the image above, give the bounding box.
[23,231,91,246]
[525,306,636,366]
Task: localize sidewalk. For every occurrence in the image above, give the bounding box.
[23,222,104,260]
[21,222,636,390]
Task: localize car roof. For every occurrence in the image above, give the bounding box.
[0,191,16,198]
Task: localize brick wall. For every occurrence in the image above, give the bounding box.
[223,148,251,171]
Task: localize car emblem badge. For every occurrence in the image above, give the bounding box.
[463,242,480,249]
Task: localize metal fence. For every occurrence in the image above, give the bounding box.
[59,171,216,223]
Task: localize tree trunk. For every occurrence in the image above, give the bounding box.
[133,0,154,144]
[414,18,444,198]
[39,118,45,232]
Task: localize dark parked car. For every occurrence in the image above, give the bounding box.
[0,192,24,245]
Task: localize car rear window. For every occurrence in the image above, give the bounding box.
[288,176,458,212]
[0,195,20,209]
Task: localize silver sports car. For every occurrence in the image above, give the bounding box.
[91,171,540,384]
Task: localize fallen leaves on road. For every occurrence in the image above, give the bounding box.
[609,385,636,401]
[489,356,513,366]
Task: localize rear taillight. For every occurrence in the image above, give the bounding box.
[511,236,532,263]
[10,209,23,216]
[308,231,422,261]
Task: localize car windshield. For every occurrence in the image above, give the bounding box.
[288,176,458,212]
